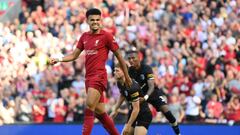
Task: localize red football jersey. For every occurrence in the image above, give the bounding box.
[77,30,119,79]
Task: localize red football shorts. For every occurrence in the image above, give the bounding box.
[85,77,107,103]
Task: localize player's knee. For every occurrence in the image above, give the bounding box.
[134,126,147,135]
[160,105,169,113]
[86,88,101,110]
[86,99,97,110]
[95,104,105,114]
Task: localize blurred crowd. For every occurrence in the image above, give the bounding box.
[0,0,240,125]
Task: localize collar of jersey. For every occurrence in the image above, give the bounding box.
[86,29,105,35]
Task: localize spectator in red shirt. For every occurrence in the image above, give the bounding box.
[178,76,192,96]
[224,45,236,63]
[205,94,224,123]
[32,98,45,123]
[53,98,67,123]
[225,95,240,122]
[31,83,42,99]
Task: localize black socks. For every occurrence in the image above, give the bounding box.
[164,111,180,135]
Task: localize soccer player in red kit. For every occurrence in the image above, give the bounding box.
[49,8,132,135]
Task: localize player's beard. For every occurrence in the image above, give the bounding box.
[130,63,137,68]
[131,61,140,69]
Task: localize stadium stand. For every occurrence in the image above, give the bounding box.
[0,0,239,126]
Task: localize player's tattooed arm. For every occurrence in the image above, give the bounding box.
[144,66,155,101]
[145,79,155,100]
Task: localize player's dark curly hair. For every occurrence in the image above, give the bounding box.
[86,8,101,18]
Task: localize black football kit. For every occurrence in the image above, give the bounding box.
[117,79,152,129]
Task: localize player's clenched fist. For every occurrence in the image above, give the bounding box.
[48,58,60,65]
[122,124,131,135]
[110,110,119,119]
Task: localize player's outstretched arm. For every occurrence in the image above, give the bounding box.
[144,79,155,100]
[123,99,140,135]
[110,95,125,119]
[143,66,155,101]
[114,49,132,87]
[49,48,82,65]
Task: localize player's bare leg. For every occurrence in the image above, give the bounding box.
[134,126,147,135]
[82,88,101,135]
[86,88,101,110]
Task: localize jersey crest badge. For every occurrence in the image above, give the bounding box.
[95,40,99,46]
[140,74,145,80]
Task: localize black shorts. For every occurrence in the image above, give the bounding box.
[128,110,152,130]
[148,90,167,111]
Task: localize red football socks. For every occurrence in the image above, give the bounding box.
[95,112,120,135]
[82,108,95,135]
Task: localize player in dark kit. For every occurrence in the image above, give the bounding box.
[111,64,152,135]
[127,50,181,135]
[49,8,132,135]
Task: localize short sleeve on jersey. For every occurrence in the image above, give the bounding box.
[130,91,140,101]
[129,81,141,102]
[145,66,154,80]
[106,33,119,52]
[76,33,85,50]
[147,74,154,79]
